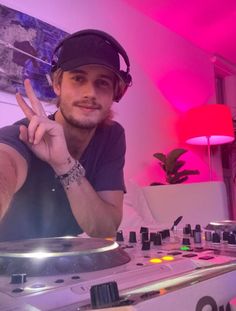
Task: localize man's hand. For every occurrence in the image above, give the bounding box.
[16,79,71,171]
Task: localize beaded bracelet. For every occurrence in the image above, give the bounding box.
[55,160,86,190]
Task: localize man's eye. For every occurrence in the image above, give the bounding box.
[72,76,84,82]
[97,79,112,88]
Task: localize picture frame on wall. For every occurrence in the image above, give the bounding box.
[0,4,68,102]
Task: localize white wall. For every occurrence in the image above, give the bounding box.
[0,0,221,185]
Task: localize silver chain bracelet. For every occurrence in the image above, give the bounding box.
[55,160,86,190]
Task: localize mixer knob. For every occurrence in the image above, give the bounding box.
[205,231,212,241]
[116,230,124,242]
[160,229,170,239]
[183,227,190,235]
[153,233,162,246]
[195,224,201,232]
[223,231,230,241]
[184,224,192,235]
[141,232,149,243]
[228,233,236,245]
[129,231,137,243]
[140,227,149,234]
[193,231,202,244]
[165,229,170,238]
[142,240,151,251]
[212,232,220,243]
[182,238,191,246]
[150,232,156,242]
[90,281,120,309]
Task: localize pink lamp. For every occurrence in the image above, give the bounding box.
[182,104,235,180]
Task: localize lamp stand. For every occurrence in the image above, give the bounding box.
[207,136,212,180]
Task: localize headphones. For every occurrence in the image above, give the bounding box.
[51,29,132,102]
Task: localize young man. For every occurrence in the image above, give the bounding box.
[0,29,132,241]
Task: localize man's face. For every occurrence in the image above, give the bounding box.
[54,64,115,129]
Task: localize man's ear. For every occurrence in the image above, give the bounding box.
[53,80,61,96]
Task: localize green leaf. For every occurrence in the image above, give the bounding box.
[153,153,166,164]
[166,148,187,172]
[172,160,185,174]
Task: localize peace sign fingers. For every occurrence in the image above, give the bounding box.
[16,91,35,121]
[24,79,47,117]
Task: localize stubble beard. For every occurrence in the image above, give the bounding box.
[58,99,112,130]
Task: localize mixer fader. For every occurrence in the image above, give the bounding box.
[0,221,236,311]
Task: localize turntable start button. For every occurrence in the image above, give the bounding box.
[11,273,27,284]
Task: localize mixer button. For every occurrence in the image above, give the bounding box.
[55,279,64,283]
[71,275,80,280]
[182,253,198,258]
[10,273,27,284]
[198,255,214,260]
[90,281,120,309]
[12,287,24,293]
[167,251,182,256]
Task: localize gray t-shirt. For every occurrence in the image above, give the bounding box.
[0,117,126,241]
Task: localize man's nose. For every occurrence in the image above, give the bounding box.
[82,81,96,99]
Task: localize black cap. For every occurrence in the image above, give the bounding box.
[57,34,121,78]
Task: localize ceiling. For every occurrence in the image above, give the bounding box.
[124,0,236,66]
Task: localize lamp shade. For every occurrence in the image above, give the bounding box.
[182,104,235,145]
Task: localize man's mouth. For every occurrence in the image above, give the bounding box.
[73,102,101,110]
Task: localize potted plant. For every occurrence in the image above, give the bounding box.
[150,148,199,185]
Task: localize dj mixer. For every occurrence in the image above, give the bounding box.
[0,220,236,311]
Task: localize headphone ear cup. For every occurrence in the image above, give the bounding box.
[113,79,128,102]
[113,70,132,102]
[119,70,132,85]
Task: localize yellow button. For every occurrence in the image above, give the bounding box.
[162,256,174,261]
[149,258,163,264]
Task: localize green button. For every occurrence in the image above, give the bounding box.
[180,246,190,251]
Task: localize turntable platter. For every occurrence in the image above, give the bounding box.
[0,237,130,276]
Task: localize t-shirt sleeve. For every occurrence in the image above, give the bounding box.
[93,124,126,192]
[0,123,32,165]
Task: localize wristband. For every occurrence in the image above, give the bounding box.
[55,160,86,190]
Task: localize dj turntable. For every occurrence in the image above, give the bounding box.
[0,221,236,311]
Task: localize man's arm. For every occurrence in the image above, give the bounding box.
[53,158,123,237]
[0,143,28,220]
